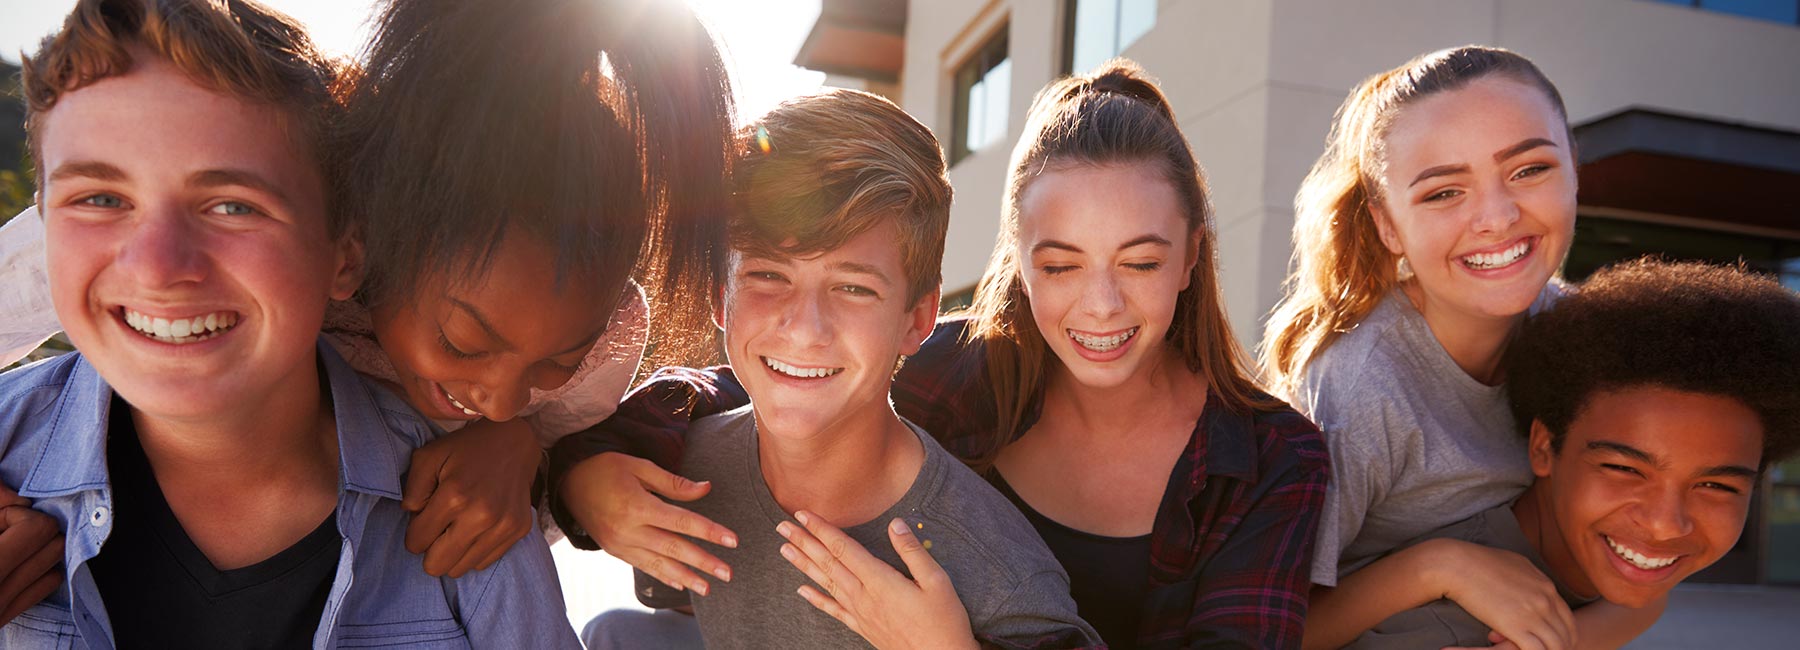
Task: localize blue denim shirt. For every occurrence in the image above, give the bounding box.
[0,340,579,649]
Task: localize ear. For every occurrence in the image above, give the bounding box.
[711,283,727,332]
[1180,227,1202,292]
[1528,419,1557,479]
[328,228,365,302]
[1369,201,1406,257]
[899,285,940,356]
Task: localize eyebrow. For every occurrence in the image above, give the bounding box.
[1030,234,1172,255]
[829,261,894,285]
[189,169,294,205]
[1586,441,1760,479]
[1407,138,1561,189]
[449,297,513,352]
[48,160,128,183]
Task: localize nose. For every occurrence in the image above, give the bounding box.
[1632,484,1696,542]
[116,204,208,288]
[467,365,533,422]
[1470,184,1522,236]
[776,291,833,349]
[1079,269,1126,320]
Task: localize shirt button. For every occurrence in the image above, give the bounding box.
[90,507,109,527]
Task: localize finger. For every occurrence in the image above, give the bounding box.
[780,542,835,596]
[421,515,490,577]
[639,498,738,550]
[401,445,450,513]
[796,584,859,634]
[0,509,57,588]
[794,510,889,579]
[777,517,864,599]
[403,488,465,556]
[631,458,714,503]
[0,533,61,608]
[616,543,710,596]
[469,523,525,575]
[886,518,949,589]
[0,570,60,624]
[629,517,735,582]
[0,484,26,509]
[446,518,528,578]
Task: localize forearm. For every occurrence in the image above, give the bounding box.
[1303,539,1457,650]
[1571,596,1665,650]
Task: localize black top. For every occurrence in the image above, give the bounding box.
[993,470,1151,650]
[90,397,341,649]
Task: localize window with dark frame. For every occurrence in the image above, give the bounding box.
[951,26,1011,165]
[1650,0,1800,25]
[1063,0,1158,76]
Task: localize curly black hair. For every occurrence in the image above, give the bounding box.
[1505,258,1800,467]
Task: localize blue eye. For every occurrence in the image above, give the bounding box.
[80,194,125,208]
[207,201,258,216]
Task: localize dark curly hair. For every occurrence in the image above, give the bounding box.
[1505,258,1800,467]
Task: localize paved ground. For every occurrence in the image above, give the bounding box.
[553,545,1800,648]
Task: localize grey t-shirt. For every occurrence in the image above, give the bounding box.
[676,406,1099,649]
[1295,284,1561,586]
[1345,503,1599,649]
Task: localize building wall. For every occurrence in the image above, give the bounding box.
[900,0,1800,341]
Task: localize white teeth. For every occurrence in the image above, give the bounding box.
[1462,240,1532,270]
[1068,327,1139,352]
[441,386,481,417]
[762,356,843,379]
[122,308,238,345]
[1605,535,1678,570]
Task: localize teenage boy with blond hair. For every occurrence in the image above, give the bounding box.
[0,0,576,646]
[585,89,1098,649]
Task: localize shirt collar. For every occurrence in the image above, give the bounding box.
[1186,390,1260,488]
[19,355,112,497]
[20,339,424,501]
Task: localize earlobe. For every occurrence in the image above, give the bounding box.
[1528,419,1556,478]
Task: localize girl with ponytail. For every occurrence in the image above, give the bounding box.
[1260,47,1660,648]
[553,59,1329,649]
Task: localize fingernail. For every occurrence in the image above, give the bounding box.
[776,522,792,537]
[692,581,709,597]
[714,566,731,582]
[795,511,811,526]
[780,544,797,561]
[890,518,908,535]
[722,533,738,548]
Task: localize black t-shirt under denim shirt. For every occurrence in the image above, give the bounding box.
[89,396,339,649]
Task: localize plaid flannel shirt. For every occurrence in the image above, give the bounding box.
[550,318,1329,649]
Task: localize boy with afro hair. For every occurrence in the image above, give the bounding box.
[1344,257,1800,649]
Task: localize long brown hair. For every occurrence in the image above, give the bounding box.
[963,59,1275,470]
[340,0,735,368]
[1260,46,1568,400]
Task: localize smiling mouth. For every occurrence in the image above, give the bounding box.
[1461,239,1533,271]
[762,356,842,379]
[123,308,238,344]
[1068,327,1138,352]
[439,384,482,417]
[1605,535,1680,571]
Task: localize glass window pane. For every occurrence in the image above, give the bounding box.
[1118,0,1157,54]
[981,58,1011,151]
[967,77,988,153]
[1700,0,1799,23]
[1070,0,1119,75]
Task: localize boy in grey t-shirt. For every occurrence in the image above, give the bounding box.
[601,89,1096,649]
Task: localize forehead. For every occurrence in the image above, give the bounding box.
[733,217,907,276]
[39,57,323,203]
[1017,161,1188,249]
[435,231,611,349]
[1566,386,1764,468]
[1380,77,1567,171]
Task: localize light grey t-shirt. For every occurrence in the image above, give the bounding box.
[676,406,1099,649]
[1295,285,1561,586]
[1345,503,1599,649]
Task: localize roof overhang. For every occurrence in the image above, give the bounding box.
[1576,109,1800,233]
[792,0,907,82]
